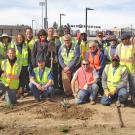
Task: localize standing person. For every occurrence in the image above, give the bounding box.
[47,27,54,42]
[25,27,37,52]
[115,33,135,104]
[86,41,105,95]
[31,29,49,68]
[60,26,77,46]
[95,32,105,54]
[0,48,22,106]
[101,56,128,107]
[47,27,60,89]
[71,59,99,105]
[15,33,31,96]
[29,57,54,102]
[79,30,88,60]
[58,34,80,97]
[104,35,118,63]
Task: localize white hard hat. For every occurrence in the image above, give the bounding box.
[80,29,86,34]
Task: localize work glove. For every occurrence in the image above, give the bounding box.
[110,88,117,96]
[104,89,111,97]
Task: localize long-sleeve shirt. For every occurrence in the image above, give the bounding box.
[31,40,49,67]
[86,49,105,77]
[102,64,128,90]
[58,44,80,72]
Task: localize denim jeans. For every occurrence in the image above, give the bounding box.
[128,74,135,95]
[29,83,54,100]
[101,88,128,105]
[75,83,99,104]
[0,83,17,105]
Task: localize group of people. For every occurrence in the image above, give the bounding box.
[0,26,135,108]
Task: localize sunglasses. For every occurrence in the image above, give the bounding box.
[82,63,89,66]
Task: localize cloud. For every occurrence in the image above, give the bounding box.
[0,0,134,29]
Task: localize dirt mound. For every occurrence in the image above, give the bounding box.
[29,102,96,120]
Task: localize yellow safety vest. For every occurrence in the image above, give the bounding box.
[33,67,51,85]
[0,42,15,59]
[25,38,36,51]
[105,64,127,90]
[61,44,76,66]
[15,44,28,66]
[116,43,135,74]
[80,41,88,60]
[1,59,22,90]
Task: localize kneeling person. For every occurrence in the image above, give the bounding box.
[0,48,22,106]
[101,55,128,107]
[71,59,99,105]
[29,57,54,102]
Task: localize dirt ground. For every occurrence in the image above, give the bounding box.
[0,96,135,135]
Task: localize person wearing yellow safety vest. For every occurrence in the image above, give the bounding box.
[25,27,37,52]
[58,34,80,97]
[15,34,31,97]
[104,35,118,64]
[0,33,14,60]
[115,33,135,105]
[79,30,88,60]
[101,55,128,107]
[29,57,54,102]
[60,26,77,46]
[0,48,22,106]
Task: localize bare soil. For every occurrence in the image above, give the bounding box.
[0,96,135,135]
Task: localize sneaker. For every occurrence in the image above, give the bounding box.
[90,100,96,105]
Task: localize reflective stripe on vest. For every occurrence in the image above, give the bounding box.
[1,59,22,90]
[15,44,28,66]
[88,49,101,70]
[117,43,135,74]
[105,64,126,90]
[34,67,51,85]
[61,44,76,66]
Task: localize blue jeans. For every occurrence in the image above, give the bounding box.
[75,83,99,104]
[0,83,17,105]
[29,83,54,100]
[101,88,128,105]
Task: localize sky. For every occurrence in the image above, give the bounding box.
[0,0,135,30]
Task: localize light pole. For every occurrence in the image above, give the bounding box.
[32,20,36,30]
[60,13,66,28]
[39,1,45,29]
[85,8,94,34]
[44,0,48,30]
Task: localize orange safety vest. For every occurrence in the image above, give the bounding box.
[77,67,94,89]
[88,50,101,70]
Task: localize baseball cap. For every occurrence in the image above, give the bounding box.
[112,55,120,62]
